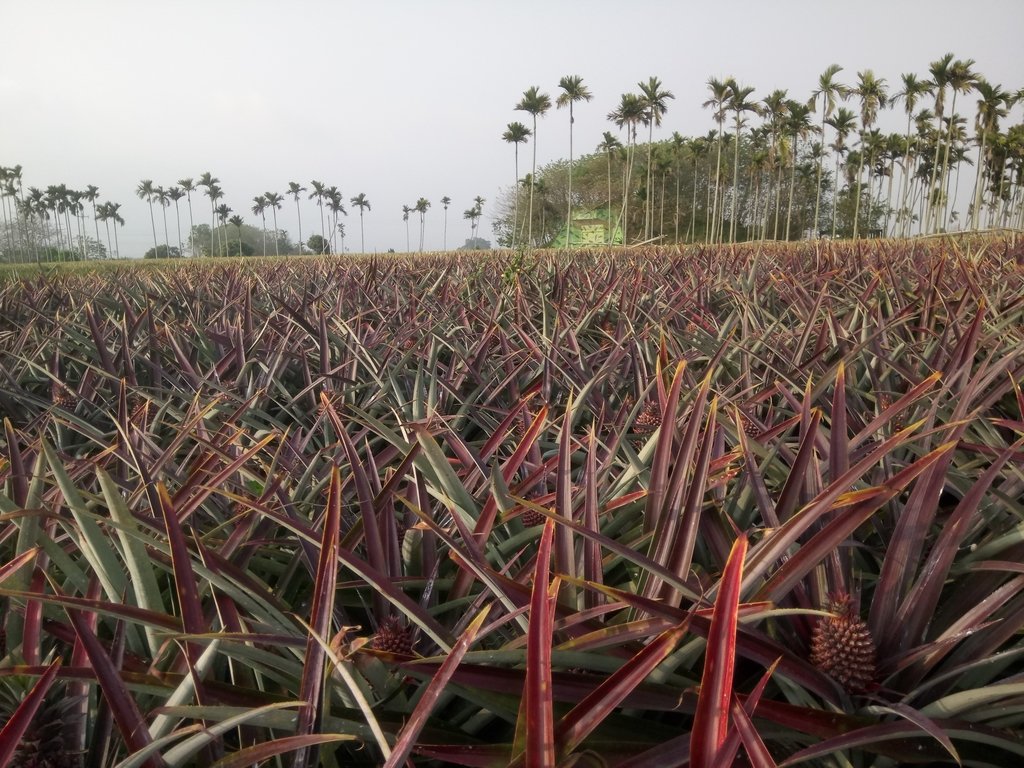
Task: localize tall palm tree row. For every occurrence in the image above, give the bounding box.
[3,54,1022,264]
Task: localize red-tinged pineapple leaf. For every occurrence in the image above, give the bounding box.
[743,421,931,593]
[774,408,823,523]
[829,360,849,480]
[209,734,355,768]
[731,697,778,768]
[413,743,513,767]
[691,535,747,768]
[777,720,961,766]
[896,437,1024,650]
[582,427,602,609]
[711,659,781,768]
[643,360,687,535]
[293,463,342,768]
[554,615,692,758]
[663,394,719,602]
[755,442,956,603]
[3,418,28,506]
[383,605,492,768]
[65,605,160,765]
[0,660,61,766]
[870,703,961,765]
[0,547,40,584]
[848,370,942,451]
[156,482,204,656]
[554,395,577,593]
[517,519,556,768]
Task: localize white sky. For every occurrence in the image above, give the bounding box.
[3,0,1022,256]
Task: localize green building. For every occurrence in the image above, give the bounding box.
[548,208,623,248]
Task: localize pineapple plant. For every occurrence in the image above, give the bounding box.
[0,681,83,768]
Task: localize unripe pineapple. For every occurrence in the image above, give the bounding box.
[739,412,760,438]
[631,400,662,450]
[634,401,662,434]
[810,592,877,693]
[521,506,547,527]
[373,616,415,656]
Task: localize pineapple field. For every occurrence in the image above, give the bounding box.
[1,238,1024,767]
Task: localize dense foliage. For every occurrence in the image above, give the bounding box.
[1,239,1024,766]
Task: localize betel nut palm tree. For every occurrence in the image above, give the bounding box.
[638,76,674,240]
[851,70,888,238]
[807,64,848,238]
[725,77,759,242]
[177,177,197,255]
[556,75,592,248]
[597,131,622,244]
[227,214,244,256]
[351,192,370,253]
[515,86,551,247]
[251,196,268,256]
[136,179,159,255]
[288,181,307,254]
[502,121,531,248]
[608,92,645,243]
[264,191,284,257]
[414,197,430,252]
[703,77,731,244]
[440,195,451,250]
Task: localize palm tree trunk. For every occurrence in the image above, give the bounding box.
[709,125,724,244]
[924,109,945,233]
[813,114,827,238]
[689,159,699,242]
[160,204,170,255]
[936,91,960,230]
[514,144,521,248]
[208,200,216,256]
[645,121,655,239]
[527,115,537,247]
[674,169,681,242]
[172,202,182,255]
[103,219,113,260]
[884,161,896,235]
[271,209,280,257]
[185,194,195,256]
[773,158,784,240]
[606,148,613,244]
[148,200,159,255]
[566,102,574,248]
[852,142,866,238]
[896,114,914,236]
[969,130,988,231]
[729,114,742,243]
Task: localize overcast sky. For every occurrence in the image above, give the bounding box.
[3,0,1022,257]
